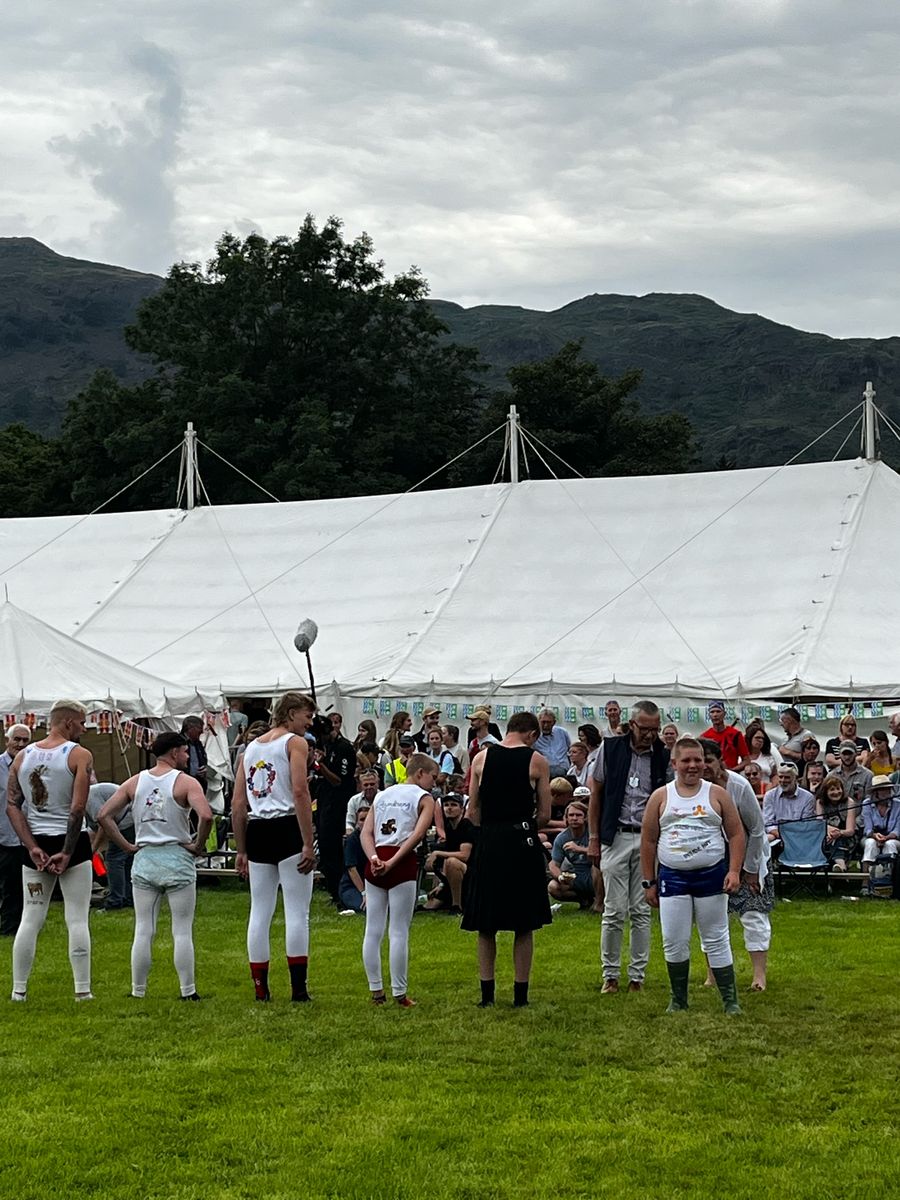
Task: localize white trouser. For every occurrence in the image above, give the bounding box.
[659,891,732,968]
[12,860,92,995]
[131,883,197,997]
[362,880,417,997]
[600,832,651,982]
[862,837,900,865]
[247,855,314,961]
[739,909,771,953]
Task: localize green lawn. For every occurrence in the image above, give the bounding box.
[0,885,897,1200]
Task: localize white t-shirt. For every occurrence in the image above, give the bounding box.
[371,783,427,848]
[242,732,297,819]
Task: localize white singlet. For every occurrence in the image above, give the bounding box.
[242,733,296,819]
[133,768,191,846]
[371,783,425,848]
[657,778,725,871]
[18,741,82,836]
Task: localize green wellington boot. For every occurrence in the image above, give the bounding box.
[712,963,742,1015]
[665,959,690,1012]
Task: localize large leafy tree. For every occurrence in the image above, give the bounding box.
[462,340,697,482]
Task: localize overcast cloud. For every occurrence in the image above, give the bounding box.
[2,1,900,336]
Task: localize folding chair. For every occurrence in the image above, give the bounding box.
[776,819,830,898]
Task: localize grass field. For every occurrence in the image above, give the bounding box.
[1,883,898,1200]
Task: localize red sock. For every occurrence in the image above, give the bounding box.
[250,961,270,1001]
[287,955,309,1000]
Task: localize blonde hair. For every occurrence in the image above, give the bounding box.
[49,699,87,725]
[550,777,574,798]
[406,753,439,780]
[271,691,316,727]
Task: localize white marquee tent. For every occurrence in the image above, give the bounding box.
[0,455,896,715]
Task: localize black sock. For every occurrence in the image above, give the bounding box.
[478,979,495,1007]
[288,956,309,1000]
[513,981,529,1007]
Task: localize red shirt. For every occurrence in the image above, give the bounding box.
[700,725,749,770]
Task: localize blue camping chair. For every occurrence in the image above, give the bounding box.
[776,818,830,898]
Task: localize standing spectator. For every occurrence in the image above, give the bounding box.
[860,778,900,873]
[762,764,815,849]
[181,716,208,794]
[890,713,900,764]
[329,712,344,736]
[441,724,469,775]
[777,708,813,765]
[826,740,873,818]
[226,700,249,749]
[548,800,599,910]
[577,724,602,771]
[661,724,679,754]
[467,707,500,757]
[413,706,442,752]
[640,737,745,1015]
[602,700,625,738]
[424,793,476,914]
[742,761,766,799]
[864,730,894,778]
[534,709,572,779]
[425,727,457,778]
[354,720,378,752]
[700,701,749,771]
[699,740,773,992]
[588,700,669,995]
[338,805,371,914]
[344,771,382,835]
[315,717,358,903]
[815,777,856,872]
[824,714,869,768]
[0,724,30,935]
[566,741,591,789]
[384,735,416,786]
[462,712,552,1008]
[746,726,779,785]
[382,712,413,764]
[86,781,134,912]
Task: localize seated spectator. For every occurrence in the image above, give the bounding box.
[815,776,856,871]
[864,730,894,778]
[824,714,869,768]
[423,793,476,914]
[355,741,385,789]
[799,737,821,772]
[602,700,624,738]
[384,735,416,786]
[566,741,592,789]
[443,773,467,801]
[534,708,572,779]
[661,723,679,754]
[746,726,779,784]
[338,804,371,913]
[540,776,573,853]
[425,727,459,779]
[441,724,469,774]
[826,740,873,815]
[701,701,749,771]
[548,799,598,910]
[742,761,767,800]
[762,763,815,849]
[345,770,382,836]
[777,707,813,765]
[801,760,826,795]
[861,777,900,872]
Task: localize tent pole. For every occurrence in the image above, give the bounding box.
[183,422,198,510]
[508,405,520,484]
[862,381,878,461]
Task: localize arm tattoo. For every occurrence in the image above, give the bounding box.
[7,771,24,809]
[61,808,83,857]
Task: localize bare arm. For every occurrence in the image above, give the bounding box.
[232,758,250,878]
[639,790,664,907]
[47,746,93,874]
[714,787,746,889]
[587,776,603,864]
[6,751,48,869]
[531,751,551,830]
[98,779,139,854]
[466,751,485,827]
[360,807,377,860]
[288,736,315,873]
[178,775,213,855]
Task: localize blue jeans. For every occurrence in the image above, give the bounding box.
[105,841,134,909]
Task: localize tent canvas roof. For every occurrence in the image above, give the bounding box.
[0,457,895,700]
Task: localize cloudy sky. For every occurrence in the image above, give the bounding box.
[2,1,900,337]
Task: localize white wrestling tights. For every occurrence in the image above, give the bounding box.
[659,891,733,967]
[247,856,314,961]
[362,880,417,997]
[131,883,197,997]
[13,860,92,995]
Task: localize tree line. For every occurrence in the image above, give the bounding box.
[1,216,696,516]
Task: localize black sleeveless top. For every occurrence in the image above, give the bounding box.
[478,745,536,823]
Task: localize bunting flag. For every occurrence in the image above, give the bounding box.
[497,705,509,721]
[412,701,424,718]
[564,707,576,723]
[581,706,595,719]
[445,703,458,720]
[362,698,375,715]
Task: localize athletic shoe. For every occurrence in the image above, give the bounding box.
[180,993,202,1002]
[396,995,417,1008]
[10,991,25,1003]
[338,909,356,916]
[601,978,619,995]
[75,993,95,1002]
[549,903,562,913]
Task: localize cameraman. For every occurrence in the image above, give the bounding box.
[313,716,357,904]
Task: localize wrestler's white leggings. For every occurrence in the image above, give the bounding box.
[659,891,733,968]
[131,883,197,998]
[362,880,417,997]
[13,860,92,995]
[247,855,313,961]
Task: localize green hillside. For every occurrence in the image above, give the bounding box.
[1,236,897,466]
[0,238,160,428]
